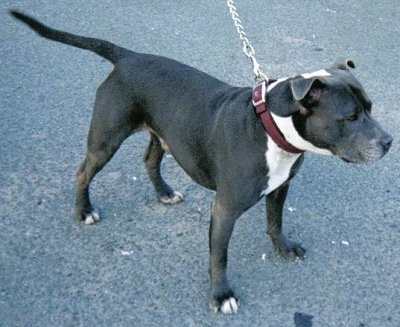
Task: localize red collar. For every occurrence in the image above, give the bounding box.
[252,80,304,154]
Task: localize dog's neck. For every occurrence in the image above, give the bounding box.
[253,80,303,154]
[271,113,333,156]
[266,78,333,156]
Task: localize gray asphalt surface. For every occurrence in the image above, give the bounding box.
[1,1,399,326]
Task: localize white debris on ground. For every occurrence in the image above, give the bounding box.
[120,250,134,256]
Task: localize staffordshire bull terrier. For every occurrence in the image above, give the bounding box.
[11,11,392,314]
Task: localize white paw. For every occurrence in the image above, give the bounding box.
[220,297,239,314]
[160,191,183,204]
[211,297,239,314]
[84,211,100,225]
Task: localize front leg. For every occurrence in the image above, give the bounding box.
[266,183,306,260]
[209,197,242,314]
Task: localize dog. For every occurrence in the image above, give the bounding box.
[11,10,392,314]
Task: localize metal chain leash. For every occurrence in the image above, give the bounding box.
[226,0,268,83]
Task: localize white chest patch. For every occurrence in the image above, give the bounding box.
[261,136,301,196]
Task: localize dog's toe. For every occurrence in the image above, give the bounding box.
[160,191,183,205]
[84,211,100,225]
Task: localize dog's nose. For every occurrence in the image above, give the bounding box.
[380,134,393,152]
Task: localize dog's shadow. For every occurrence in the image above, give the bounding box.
[294,312,313,327]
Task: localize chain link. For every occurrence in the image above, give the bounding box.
[226,0,268,83]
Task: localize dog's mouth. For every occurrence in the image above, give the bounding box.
[339,149,387,165]
[335,139,392,164]
[339,155,365,164]
[340,157,355,164]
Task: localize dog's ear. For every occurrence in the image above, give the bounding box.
[334,59,356,70]
[290,77,326,112]
[290,77,314,101]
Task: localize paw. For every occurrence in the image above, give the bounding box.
[160,191,183,205]
[83,210,100,225]
[210,294,239,314]
[280,242,306,260]
[272,234,306,260]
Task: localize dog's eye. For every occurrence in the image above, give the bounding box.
[346,114,358,121]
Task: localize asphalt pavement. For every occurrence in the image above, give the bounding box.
[1,1,399,326]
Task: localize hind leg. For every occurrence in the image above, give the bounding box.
[76,147,117,224]
[75,77,137,224]
[76,155,100,225]
[143,132,183,204]
[76,133,129,224]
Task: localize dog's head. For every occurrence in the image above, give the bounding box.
[277,60,392,163]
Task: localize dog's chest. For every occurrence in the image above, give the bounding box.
[261,136,301,196]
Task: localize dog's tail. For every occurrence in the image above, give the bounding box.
[9,10,127,64]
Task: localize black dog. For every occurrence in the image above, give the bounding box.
[11,11,392,314]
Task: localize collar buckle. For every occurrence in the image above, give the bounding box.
[251,80,267,110]
[251,80,304,154]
